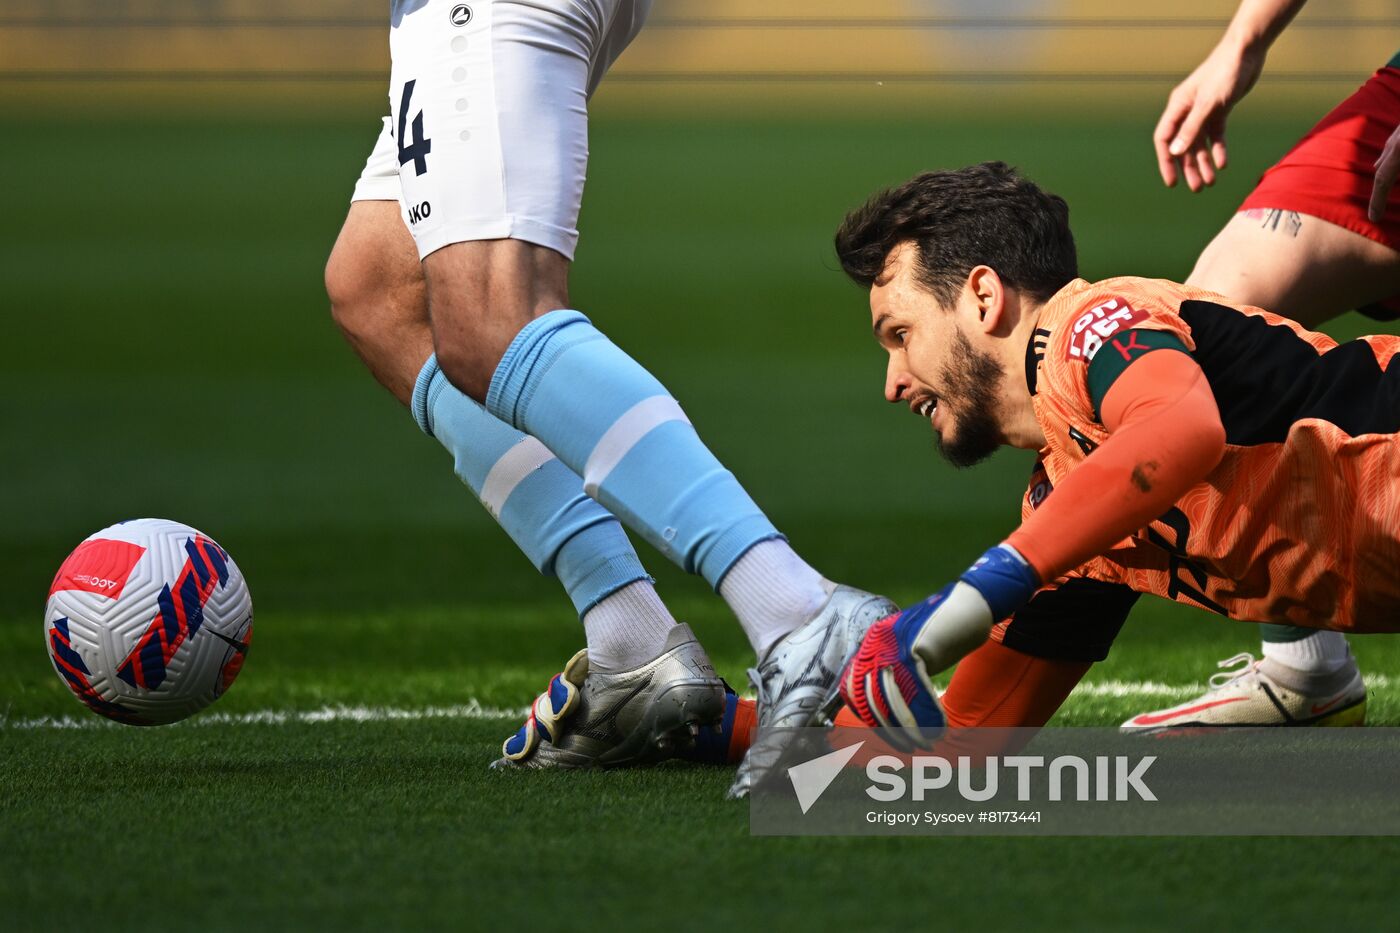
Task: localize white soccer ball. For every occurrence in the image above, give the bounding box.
[44,518,253,725]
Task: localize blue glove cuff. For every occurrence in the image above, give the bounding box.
[891,584,952,647]
[959,544,1041,622]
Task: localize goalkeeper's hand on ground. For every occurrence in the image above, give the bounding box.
[838,544,1040,749]
[500,649,588,762]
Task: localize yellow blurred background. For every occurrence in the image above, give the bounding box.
[2,0,1396,116]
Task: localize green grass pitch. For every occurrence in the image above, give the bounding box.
[3,105,1400,929]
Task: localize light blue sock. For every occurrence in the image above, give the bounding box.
[411,355,648,616]
[485,310,782,588]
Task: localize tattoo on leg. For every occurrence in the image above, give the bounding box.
[1243,208,1303,237]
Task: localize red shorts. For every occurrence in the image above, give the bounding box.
[1241,66,1400,250]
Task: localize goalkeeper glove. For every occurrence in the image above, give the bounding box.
[838,544,1039,748]
[501,649,588,762]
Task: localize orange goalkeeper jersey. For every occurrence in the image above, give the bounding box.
[1012,276,1400,634]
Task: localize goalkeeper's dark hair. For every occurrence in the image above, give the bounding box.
[835,161,1078,305]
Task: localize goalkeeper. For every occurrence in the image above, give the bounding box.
[832,161,1400,739]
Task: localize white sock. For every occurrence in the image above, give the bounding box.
[719,538,834,657]
[582,580,676,672]
[1261,630,1352,675]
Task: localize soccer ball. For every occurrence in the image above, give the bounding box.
[44,518,253,725]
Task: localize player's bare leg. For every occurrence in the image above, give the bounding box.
[1188,209,1400,327]
[422,239,571,402]
[1122,210,1397,732]
[326,200,431,405]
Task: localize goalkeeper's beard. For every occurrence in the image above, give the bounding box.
[933,328,1007,469]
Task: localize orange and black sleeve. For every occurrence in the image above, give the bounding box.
[1007,329,1227,585]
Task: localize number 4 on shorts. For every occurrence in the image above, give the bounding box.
[397,80,432,176]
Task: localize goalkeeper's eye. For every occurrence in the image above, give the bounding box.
[894,329,908,347]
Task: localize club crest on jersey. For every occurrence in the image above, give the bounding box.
[1065,297,1149,362]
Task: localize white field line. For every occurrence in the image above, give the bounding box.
[1071,681,1202,700]
[4,675,1392,731]
[0,700,529,731]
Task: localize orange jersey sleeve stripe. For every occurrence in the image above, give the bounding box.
[1008,349,1226,584]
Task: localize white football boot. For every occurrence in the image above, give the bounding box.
[492,623,727,769]
[726,585,897,799]
[1120,652,1367,734]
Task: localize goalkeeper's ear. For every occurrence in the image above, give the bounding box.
[962,265,1008,335]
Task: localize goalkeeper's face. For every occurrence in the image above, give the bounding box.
[871,245,1009,468]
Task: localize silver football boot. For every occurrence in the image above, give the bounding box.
[726,585,897,798]
[492,623,727,769]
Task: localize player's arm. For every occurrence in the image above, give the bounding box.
[1006,338,1226,589]
[1154,0,1307,191]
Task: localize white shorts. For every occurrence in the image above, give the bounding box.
[352,0,651,261]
